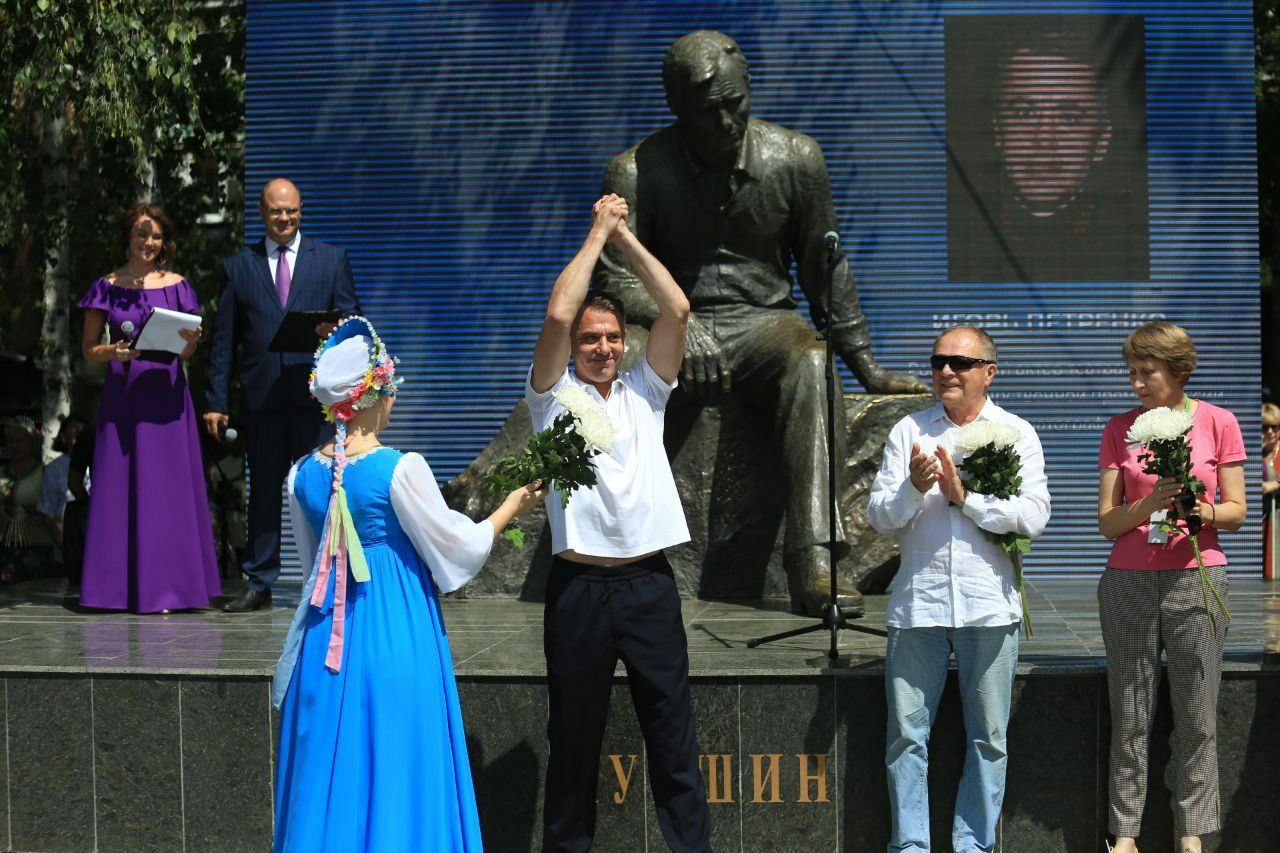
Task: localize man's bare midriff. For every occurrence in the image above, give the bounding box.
[558,549,660,567]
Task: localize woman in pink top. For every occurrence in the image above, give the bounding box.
[1096,322,1246,853]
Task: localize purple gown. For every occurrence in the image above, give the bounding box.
[77,278,221,612]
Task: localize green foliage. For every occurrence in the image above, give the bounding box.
[0,1,245,403]
[958,443,1032,556]
[483,411,602,547]
[1258,0,1280,397]
[959,441,1034,634]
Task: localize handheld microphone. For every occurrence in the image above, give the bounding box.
[119,320,135,342]
[217,424,239,443]
[823,231,839,254]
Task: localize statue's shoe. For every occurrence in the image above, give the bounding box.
[786,548,865,617]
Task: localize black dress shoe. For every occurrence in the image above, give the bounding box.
[223,587,272,613]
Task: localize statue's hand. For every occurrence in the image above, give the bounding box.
[681,315,730,399]
[844,347,928,394]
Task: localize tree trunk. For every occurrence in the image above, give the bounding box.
[40,113,71,462]
[137,138,156,202]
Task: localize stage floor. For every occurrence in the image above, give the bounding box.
[0,576,1276,677]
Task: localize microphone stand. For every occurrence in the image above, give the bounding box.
[748,233,886,660]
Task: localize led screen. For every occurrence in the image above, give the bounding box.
[246,1,1260,578]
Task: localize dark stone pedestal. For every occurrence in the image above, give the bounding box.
[455,668,1280,853]
[443,392,932,600]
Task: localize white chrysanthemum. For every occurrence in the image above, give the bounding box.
[576,407,614,453]
[953,420,1021,457]
[1126,406,1193,448]
[553,385,615,453]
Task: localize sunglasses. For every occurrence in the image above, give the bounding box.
[930,354,994,372]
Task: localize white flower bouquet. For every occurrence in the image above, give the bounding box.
[954,420,1036,636]
[484,385,614,547]
[1125,406,1229,629]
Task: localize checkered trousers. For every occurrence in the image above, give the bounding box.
[1097,566,1228,838]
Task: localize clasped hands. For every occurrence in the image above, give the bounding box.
[909,441,966,505]
[591,193,631,244]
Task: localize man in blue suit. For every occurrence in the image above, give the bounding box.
[205,178,361,612]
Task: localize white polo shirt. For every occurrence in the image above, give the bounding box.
[525,358,690,559]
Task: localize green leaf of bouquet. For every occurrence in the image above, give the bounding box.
[502,523,526,549]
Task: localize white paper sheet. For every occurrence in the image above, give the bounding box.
[134,307,202,355]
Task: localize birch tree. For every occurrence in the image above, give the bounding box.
[0,0,243,457]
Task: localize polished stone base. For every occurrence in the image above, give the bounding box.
[0,577,1275,851]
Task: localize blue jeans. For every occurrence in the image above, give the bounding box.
[885,624,1019,852]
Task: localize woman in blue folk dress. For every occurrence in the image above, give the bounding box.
[273,317,544,852]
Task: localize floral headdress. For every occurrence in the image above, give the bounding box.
[309,315,401,424]
[305,315,402,673]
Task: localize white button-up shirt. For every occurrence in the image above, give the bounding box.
[526,358,690,559]
[267,230,301,281]
[867,397,1050,629]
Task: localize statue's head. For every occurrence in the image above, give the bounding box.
[663,31,751,170]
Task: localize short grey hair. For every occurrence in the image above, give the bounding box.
[933,325,998,362]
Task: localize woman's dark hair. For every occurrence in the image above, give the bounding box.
[118,203,177,266]
[52,413,87,454]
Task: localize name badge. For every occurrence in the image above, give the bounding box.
[1148,510,1169,544]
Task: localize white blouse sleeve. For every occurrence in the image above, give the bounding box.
[287,462,319,581]
[389,452,495,593]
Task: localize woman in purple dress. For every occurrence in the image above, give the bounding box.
[77,204,221,612]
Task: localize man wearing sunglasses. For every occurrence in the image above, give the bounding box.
[867,325,1050,853]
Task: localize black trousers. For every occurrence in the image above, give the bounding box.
[542,553,711,853]
[241,406,325,591]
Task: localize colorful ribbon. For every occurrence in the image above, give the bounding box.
[309,483,372,673]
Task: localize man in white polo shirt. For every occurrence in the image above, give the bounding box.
[529,194,710,853]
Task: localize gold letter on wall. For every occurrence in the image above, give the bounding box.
[609,754,638,805]
[700,754,734,803]
[796,754,830,803]
[750,754,783,803]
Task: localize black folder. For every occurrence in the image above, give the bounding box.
[268,310,342,353]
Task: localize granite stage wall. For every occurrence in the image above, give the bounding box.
[4,666,1277,852]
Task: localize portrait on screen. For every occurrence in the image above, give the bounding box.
[946,15,1149,283]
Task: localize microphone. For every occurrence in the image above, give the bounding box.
[823,231,839,254]
[217,423,239,443]
[119,320,135,342]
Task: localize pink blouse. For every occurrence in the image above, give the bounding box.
[1098,401,1245,570]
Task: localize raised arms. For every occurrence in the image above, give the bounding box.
[532,196,688,391]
